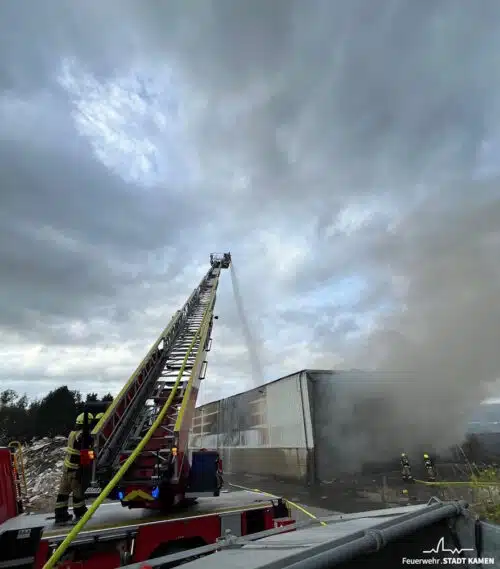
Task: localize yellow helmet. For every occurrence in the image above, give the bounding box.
[401,453,407,457]
[423,453,429,459]
[94,413,104,421]
[76,412,93,426]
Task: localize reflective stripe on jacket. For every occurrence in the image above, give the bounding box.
[63,430,83,470]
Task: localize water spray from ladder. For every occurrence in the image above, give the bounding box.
[230,262,264,386]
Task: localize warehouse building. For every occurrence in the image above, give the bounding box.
[190,370,500,482]
[189,369,392,483]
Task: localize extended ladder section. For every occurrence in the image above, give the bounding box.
[90,253,231,507]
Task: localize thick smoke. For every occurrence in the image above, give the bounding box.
[333,188,500,467]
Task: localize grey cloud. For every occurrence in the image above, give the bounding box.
[1,135,203,252]
[144,1,500,194]
[1,0,500,470]
[5,1,499,196]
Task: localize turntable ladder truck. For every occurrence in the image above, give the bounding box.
[89,252,233,510]
[0,253,293,569]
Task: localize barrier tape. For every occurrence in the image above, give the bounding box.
[229,482,328,527]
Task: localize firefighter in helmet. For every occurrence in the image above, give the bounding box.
[423,453,437,481]
[400,452,413,482]
[54,412,93,523]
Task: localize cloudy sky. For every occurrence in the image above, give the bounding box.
[1,0,500,440]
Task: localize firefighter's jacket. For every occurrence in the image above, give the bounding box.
[63,430,83,471]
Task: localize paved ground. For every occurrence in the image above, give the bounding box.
[226,462,476,522]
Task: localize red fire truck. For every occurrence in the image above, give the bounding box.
[0,254,294,569]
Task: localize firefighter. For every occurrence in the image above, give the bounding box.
[54,413,93,523]
[400,452,413,482]
[423,453,437,481]
[81,412,103,498]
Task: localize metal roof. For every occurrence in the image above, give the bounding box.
[196,369,333,408]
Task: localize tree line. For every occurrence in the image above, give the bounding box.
[0,386,114,444]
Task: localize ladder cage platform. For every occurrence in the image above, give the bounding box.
[210,252,231,269]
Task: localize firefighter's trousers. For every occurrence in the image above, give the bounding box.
[54,467,87,519]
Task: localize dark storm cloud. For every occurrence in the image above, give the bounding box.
[1,137,198,252]
[1,0,500,460]
[124,0,500,196]
[3,1,499,197]
[0,90,209,342]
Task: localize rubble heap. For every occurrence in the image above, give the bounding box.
[21,436,67,512]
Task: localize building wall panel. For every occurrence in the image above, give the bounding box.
[218,447,309,480]
[190,371,313,482]
[307,369,393,480]
[267,373,307,447]
[192,369,492,485]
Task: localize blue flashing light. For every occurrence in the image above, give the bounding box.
[152,486,160,499]
[118,491,124,500]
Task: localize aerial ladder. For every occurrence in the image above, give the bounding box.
[88,252,231,510]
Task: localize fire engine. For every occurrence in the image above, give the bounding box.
[0,253,293,569]
[1,253,493,568]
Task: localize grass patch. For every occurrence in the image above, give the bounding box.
[469,467,500,523]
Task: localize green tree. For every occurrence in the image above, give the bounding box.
[0,386,118,441]
[0,390,31,443]
[0,389,17,406]
[35,386,82,437]
[26,400,41,440]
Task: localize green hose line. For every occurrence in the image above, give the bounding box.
[42,281,218,569]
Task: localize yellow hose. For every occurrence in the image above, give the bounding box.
[228,482,327,527]
[43,286,217,569]
[414,479,500,487]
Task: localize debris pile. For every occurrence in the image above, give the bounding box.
[21,436,67,512]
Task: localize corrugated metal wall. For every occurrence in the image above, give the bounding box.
[190,371,314,482]
[307,369,393,480]
[191,369,489,485]
[190,369,398,483]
